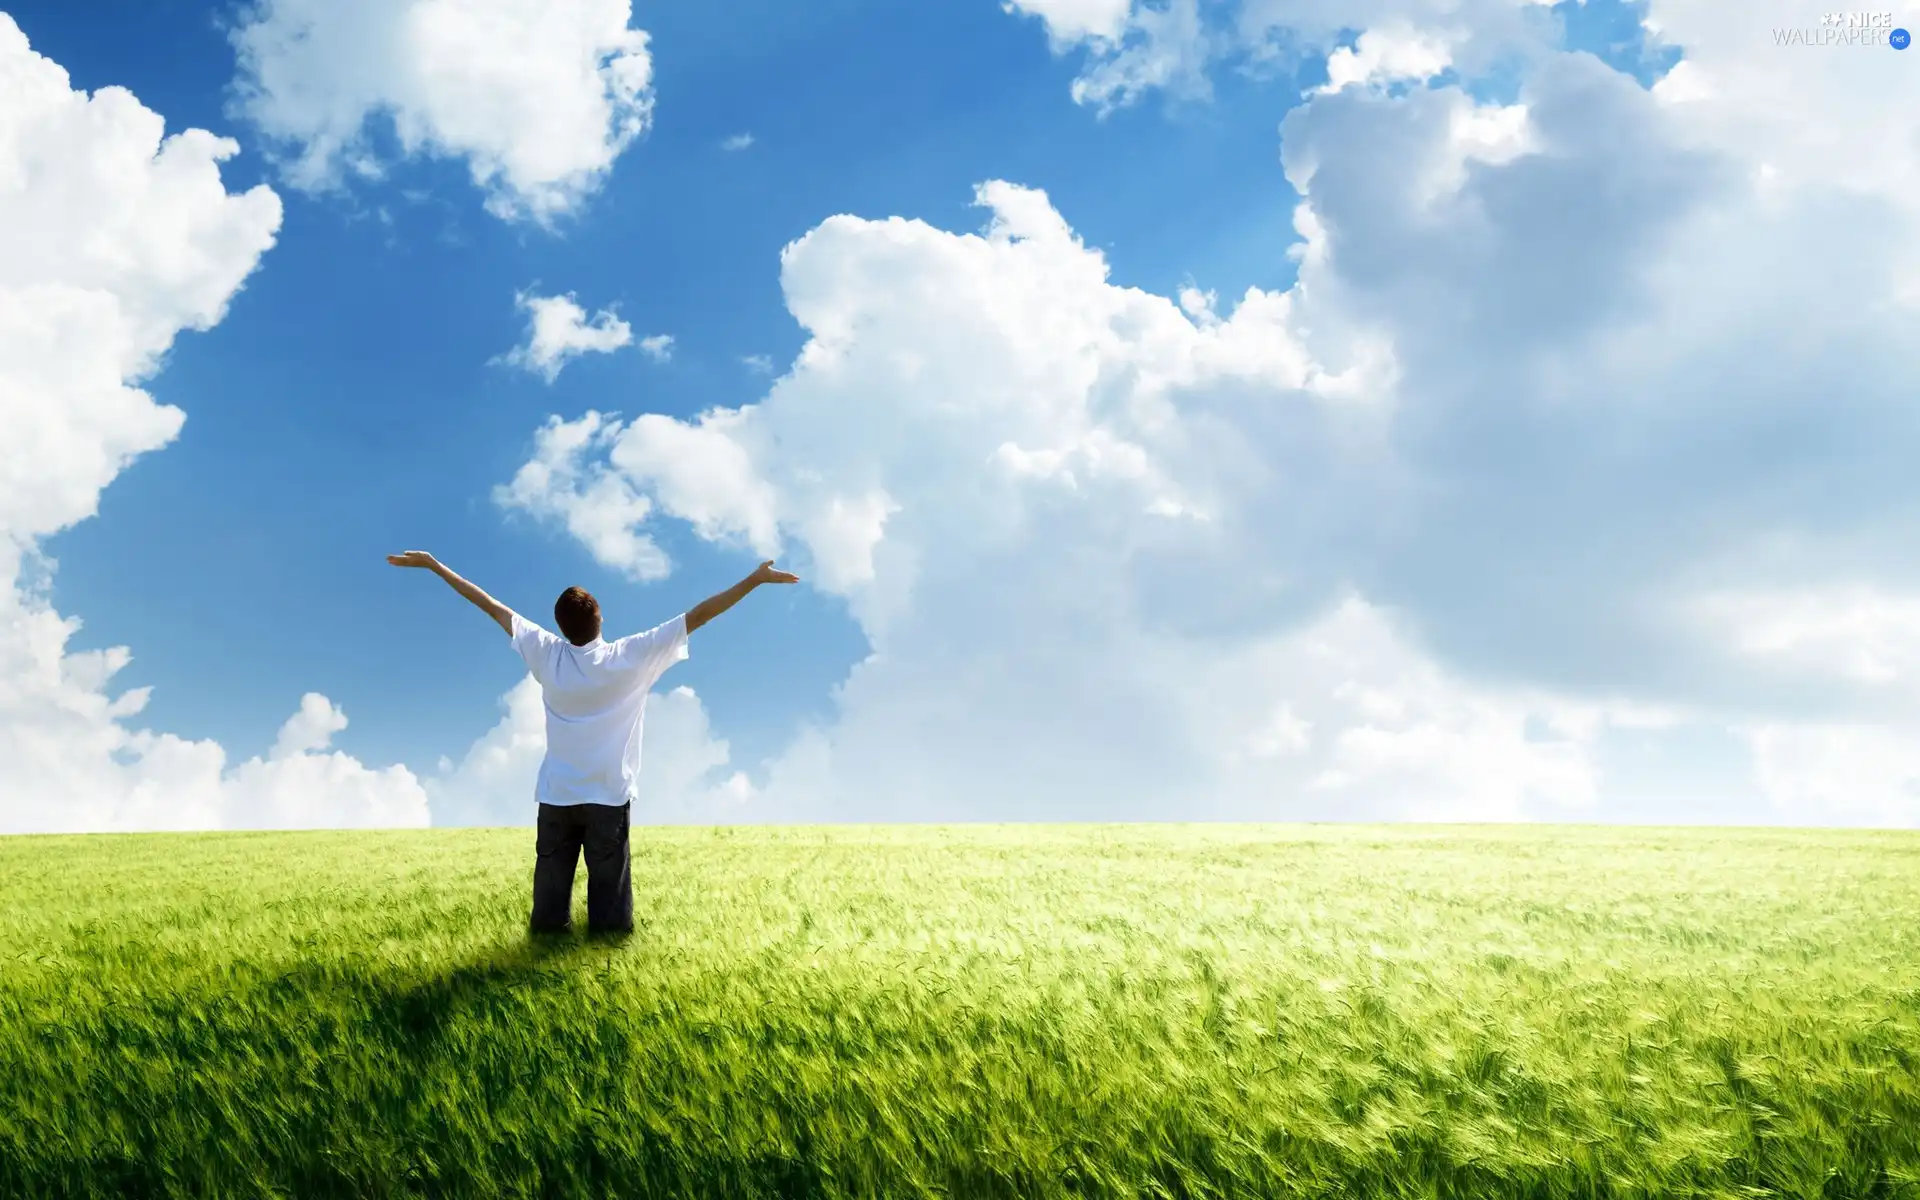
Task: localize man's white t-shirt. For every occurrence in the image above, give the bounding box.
[508,611,689,808]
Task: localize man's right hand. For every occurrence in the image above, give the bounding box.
[387,550,439,569]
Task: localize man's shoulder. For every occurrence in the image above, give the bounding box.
[510,611,560,642]
[611,615,678,648]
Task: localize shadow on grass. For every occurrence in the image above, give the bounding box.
[222,928,831,1199]
[252,928,620,1051]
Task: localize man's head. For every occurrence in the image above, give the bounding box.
[554,587,602,646]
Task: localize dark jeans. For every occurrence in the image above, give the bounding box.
[530,801,633,935]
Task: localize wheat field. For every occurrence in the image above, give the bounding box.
[2,822,1917,1198]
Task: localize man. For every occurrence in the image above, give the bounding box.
[386,549,799,936]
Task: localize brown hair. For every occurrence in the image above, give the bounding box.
[554,587,602,646]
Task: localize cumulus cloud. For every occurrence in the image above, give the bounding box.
[638,333,673,361]
[1645,0,1920,207]
[228,0,654,223]
[498,179,1669,823]
[1005,0,1135,45]
[471,0,1920,831]
[424,678,548,826]
[1275,10,1920,820]
[496,404,783,582]
[504,0,1920,827]
[1008,0,1214,112]
[637,687,757,822]
[493,411,671,580]
[1009,0,1556,112]
[1681,586,1920,694]
[1268,47,1919,734]
[0,568,431,833]
[0,16,431,835]
[217,698,430,831]
[1316,24,1454,94]
[1744,724,1920,828]
[499,290,633,381]
[271,693,349,757]
[720,133,754,152]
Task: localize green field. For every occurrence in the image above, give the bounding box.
[3,823,1918,1199]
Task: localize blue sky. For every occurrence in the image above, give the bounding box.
[22,0,1323,775]
[6,0,1920,832]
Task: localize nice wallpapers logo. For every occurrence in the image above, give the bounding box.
[1773,11,1912,46]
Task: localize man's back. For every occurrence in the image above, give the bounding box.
[509,611,688,807]
[390,552,795,934]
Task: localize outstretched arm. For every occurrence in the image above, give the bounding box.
[685,560,799,635]
[387,550,513,636]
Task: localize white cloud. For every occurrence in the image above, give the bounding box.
[720,132,754,152]
[607,411,783,554]
[492,10,1914,830]
[0,17,430,834]
[1646,0,1920,208]
[1009,0,1554,112]
[425,678,547,826]
[1006,0,1214,111]
[0,566,430,832]
[1267,43,1920,717]
[1070,0,1215,113]
[791,490,899,594]
[1316,24,1454,94]
[638,333,673,361]
[1265,18,1920,827]
[741,353,776,375]
[426,676,750,826]
[501,180,1672,823]
[499,405,784,579]
[507,0,1920,830]
[499,290,633,381]
[0,23,279,544]
[636,686,757,823]
[1004,0,1135,45]
[1744,724,1920,828]
[493,411,671,580]
[228,0,654,223]
[1681,585,1920,692]
[272,693,350,757]
[15,0,1897,833]
[1277,601,1604,821]
[218,698,430,831]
